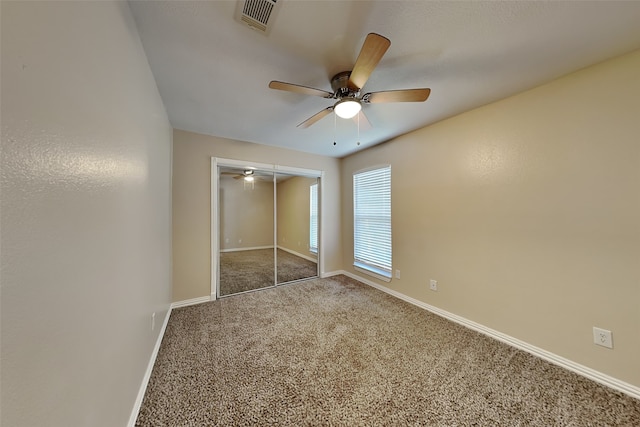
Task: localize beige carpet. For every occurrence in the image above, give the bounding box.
[276,249,317,284]
[137,275,640,426]
[220,248,317,296]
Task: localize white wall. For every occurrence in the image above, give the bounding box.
[1,2,172,426]
[341,50,640,388]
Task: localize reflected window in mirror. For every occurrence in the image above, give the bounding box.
[310,183,318,254]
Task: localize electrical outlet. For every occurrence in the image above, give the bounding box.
[395,269,401,279]
[430,279,437,291]
[152,312,156,331]
[238,238,242,243]
[593,327,613,349]
[225,238,229,243]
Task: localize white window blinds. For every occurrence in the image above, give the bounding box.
[310,183,318,253]
[353,166,391,279]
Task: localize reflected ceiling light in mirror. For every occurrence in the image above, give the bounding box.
[242,170,255,189]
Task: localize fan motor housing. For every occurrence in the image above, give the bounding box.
[331,71,358,97]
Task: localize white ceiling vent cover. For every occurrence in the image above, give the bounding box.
[236,0,281,35]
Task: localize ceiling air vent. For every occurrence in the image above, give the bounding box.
[236,0,281,35]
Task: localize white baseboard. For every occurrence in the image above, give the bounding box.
[339,270,640,400]
[277,245,318,263]
[128,307,172,427]
[171,295,211,309]
[220,245,273,253]
[320,270,344,278]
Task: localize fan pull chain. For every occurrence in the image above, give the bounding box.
[357,113,361,146]
[333,111,337,146]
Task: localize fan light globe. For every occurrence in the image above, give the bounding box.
[334,99,361,119]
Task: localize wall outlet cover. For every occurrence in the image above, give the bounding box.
[593,327,613,349]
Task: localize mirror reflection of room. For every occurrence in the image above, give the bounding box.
[218,167,319,297]
[276,175,318,284]
[219,167,275,296]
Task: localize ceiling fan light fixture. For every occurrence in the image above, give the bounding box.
[334,98,361,119]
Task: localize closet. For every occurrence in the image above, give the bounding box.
[212,158,321,297]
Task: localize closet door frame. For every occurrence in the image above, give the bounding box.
[211,157,323,300]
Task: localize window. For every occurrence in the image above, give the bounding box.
[353,166,391,281]
[309,183,318,254]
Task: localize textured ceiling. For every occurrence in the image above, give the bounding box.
[129,1,640,158]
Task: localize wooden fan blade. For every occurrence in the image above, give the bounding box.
[352,110,372,131]
[297,107,334,128]
[364,88,431,103]
[348,33,391,91]
[269,81,333,98]
[221,172,242,179]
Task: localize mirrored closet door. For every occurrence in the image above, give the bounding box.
[214,160,320,298]
[275,173,318,284]
[218,166,275,296]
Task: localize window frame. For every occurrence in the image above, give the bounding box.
[353,165,392,282]
[309,182,318,254]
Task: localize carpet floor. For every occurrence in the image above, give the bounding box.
[220,249,317,296]
[137,275,640,426]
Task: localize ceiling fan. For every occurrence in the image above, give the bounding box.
[221,169,260,182]
[269,33,431,129]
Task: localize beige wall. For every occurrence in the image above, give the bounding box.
[341,50,640,387]
[172,130,341,302]
[277,176,318,259]
[1,2,173,426]
[220,176,274,251]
